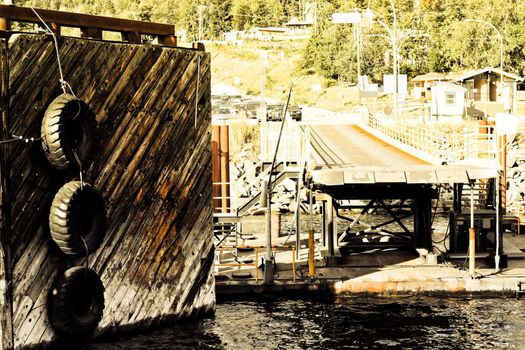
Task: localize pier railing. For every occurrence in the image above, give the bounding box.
[260,119,304,168]
[215,245,297,282]
[364,114,498,163]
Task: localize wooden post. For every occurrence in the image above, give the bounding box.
[0,16,8,31]
[49,22,60,35]
[192,42,205,51]
[0,1,12,31]
[0,38,13,350]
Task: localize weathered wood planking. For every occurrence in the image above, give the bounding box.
[3,33,214,349]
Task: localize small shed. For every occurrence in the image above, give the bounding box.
[450,67,523,114]
[411,72,446,100]
[430,82,467,119]
[284,17,314,36]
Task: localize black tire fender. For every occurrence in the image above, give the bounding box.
[49,181,107,257]
[48,267,105,339]
[41,93,98,171]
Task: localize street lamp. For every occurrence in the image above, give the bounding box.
[364,3,397,119]
[464,19,504,104]
[389,0,397,120]
[465,19,505,273]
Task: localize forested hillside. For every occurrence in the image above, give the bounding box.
[13,0,525,84]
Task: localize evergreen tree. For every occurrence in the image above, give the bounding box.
[208,0,233,39]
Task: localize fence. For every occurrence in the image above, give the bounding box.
[364,114,498,163]
[260,119,304,166]
[215,245,296,282]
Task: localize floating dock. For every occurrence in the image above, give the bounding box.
[215,223,525,299]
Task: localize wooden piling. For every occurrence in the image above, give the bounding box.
[0,38,13,350]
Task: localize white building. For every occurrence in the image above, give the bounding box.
[430,82,467,120]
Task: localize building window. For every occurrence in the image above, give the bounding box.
[445,92,455,106]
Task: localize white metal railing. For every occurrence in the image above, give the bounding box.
[260,119,303,167]
[365,114,498,163]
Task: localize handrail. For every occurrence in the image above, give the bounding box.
[365,114,498,162]
[216,245,296,282]
[0,4,177,45]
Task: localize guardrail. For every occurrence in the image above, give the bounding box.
[215,245,296,282]
[364,114,498,163]
[260,119,304,167]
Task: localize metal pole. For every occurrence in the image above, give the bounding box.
[465,19,504,107]
[219,126,230,213]
[211,126,221,212]
[356,22,361,88]
[295,179,301,259]
[495,172,501,272]
[469,182,476,277]
[389,0,397,120]
[262,180,274,284]
[262,84,293,284]
[308,187,315,278]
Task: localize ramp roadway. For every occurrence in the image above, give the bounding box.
[305,124,429,168]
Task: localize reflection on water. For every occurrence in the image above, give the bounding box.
[88,296,525,349]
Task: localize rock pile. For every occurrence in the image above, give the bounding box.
[230,144,308,213]
[506,133,525,208]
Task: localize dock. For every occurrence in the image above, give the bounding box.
[213,102,524,301]
[215,218,525,298]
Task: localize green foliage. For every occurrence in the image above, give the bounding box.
[12,0,525,80]
[302,0,525,83]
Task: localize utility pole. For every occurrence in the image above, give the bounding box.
[389,0,398,120]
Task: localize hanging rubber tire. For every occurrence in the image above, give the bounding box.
[41,93,97,171]
[48,267,105,339]
[49,181,107,257]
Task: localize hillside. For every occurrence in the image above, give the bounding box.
[208,40,359,112]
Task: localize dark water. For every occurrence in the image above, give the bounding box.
[87,296,525,349]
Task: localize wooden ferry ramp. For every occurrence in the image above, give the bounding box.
[0,5,214,350]
[307,124,428,168]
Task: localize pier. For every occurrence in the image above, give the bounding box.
[214,108,525,298]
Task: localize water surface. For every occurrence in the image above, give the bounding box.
[87,296,525,349]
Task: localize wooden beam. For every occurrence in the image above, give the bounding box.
[121,31,141,44]
[0,4,174,36]
[80,27,102,40]
[192,42,205,51]
[0,38,14,350]
[158,35,177,47]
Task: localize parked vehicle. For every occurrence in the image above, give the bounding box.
[266,102,285,121]
[266,102,302,122]
[288,104,302,121]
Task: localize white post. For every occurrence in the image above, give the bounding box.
[465,19,504,107]
[495,172,501,271]
[469,182,476,278]
[389,0,397,121]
